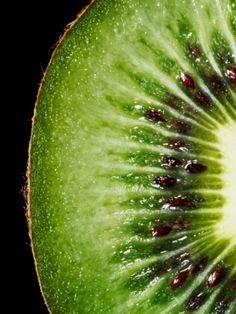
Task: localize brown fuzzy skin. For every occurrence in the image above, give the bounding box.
[25,1,95,313]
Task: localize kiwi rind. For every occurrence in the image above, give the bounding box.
[26,1,95,313]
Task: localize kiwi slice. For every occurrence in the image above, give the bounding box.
[28,0,236,313]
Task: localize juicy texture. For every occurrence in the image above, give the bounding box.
[28,0,236,313]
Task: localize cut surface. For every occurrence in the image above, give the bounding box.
[28,0,236,313]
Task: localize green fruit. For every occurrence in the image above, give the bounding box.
[28,0,236,313]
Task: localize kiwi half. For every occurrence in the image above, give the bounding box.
[27,0,236,313]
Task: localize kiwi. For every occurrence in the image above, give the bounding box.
[27,0,236,313]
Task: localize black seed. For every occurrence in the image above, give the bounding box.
[192,257,209,274]
[166,94,196,114]
[154,176,177,187]
[225,66,236,87]
[172,120,191,134]
[188,44,201,60]
[171,219,189,230]
[151,224,172,237]
[215,297,230,314]
[170,268,190,289]
[208,267,225,287]
[180,73,195,89]
[162,156,182,168]
[167,195,190,207]
[185,161,207,174]
[194,90,211,108]
[209,75,225,93]
[171,252,191,268]
[168,139,187,150]
[145,109,166,123]
[165,94,183,109]
[186,292,205,311]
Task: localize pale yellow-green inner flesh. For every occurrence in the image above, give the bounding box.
[216,121,236,245]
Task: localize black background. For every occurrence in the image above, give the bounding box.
[16,1,88,313]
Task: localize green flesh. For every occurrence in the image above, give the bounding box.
[29,0,236,313]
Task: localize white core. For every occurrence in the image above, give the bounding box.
[216,120,236,245]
